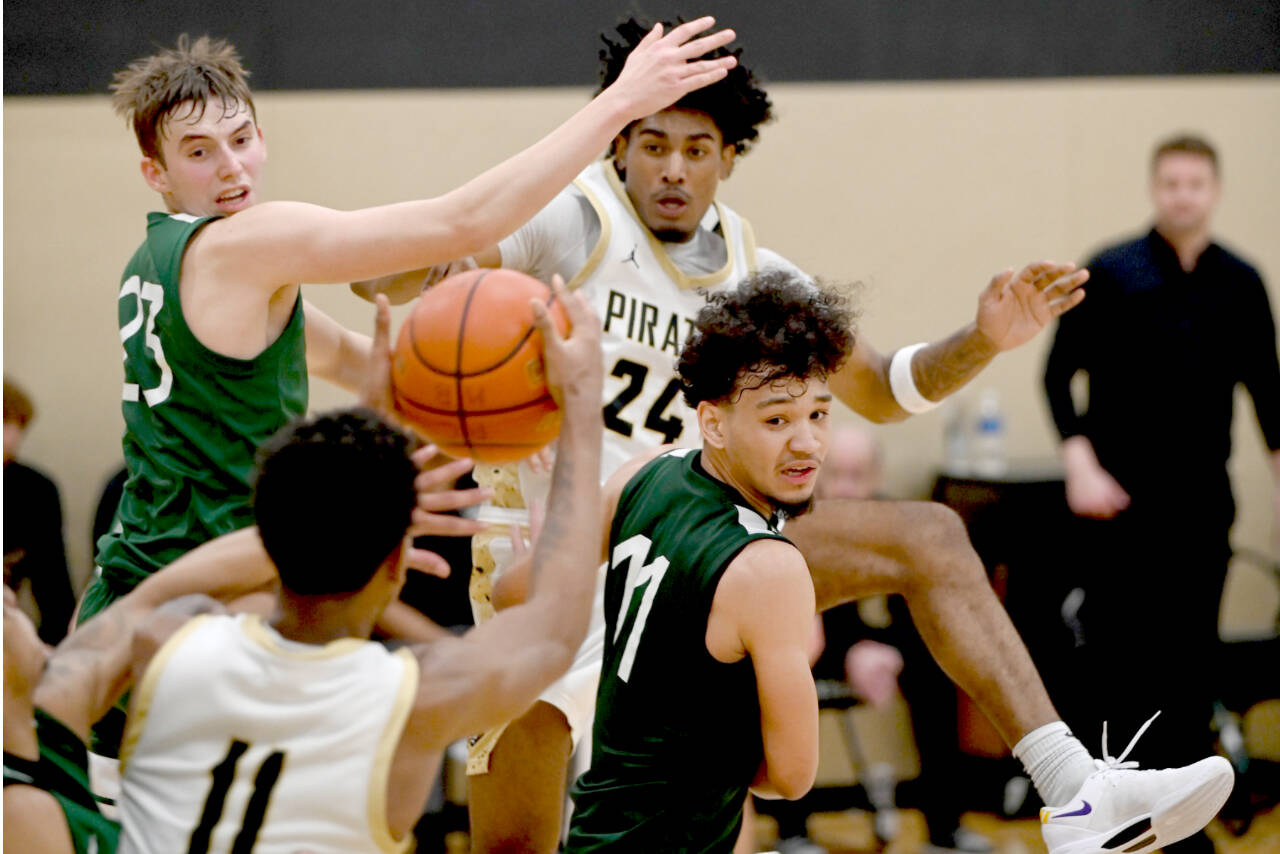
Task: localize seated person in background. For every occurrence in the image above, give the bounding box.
[4,379,76,646]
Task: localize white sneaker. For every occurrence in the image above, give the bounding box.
[1039,715,1234,854]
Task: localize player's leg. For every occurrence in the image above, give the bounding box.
[788,498,1235,854]
[786,498,1059,747]
[468,701,572,854]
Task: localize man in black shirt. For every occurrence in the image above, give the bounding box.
[4,380,76,646]
[1043,134,1280,854]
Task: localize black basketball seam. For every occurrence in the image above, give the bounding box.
[407,273,560,377]
[401,270,562,456]
[454,271,485,453]
[396,393,558,418]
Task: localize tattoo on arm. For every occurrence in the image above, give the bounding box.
[910,325,998,402]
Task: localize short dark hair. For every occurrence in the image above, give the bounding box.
[598,16,773,157]
[253,408,418,596]
[1152,134,1218,176]
[110,34,256,164]
[3,379,34,427]
[678,270,855,407]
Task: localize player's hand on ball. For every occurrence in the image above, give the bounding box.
[532,275,603,408]
[610,16,737,121]
[363,294,396,416]
[401,445,493,577]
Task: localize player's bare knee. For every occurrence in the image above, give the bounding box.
[899,501,983,587]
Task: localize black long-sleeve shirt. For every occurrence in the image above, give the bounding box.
[3,460,76,644]
[1044,229,1280,510]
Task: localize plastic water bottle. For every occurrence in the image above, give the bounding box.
[971,389,1007,478]
[943,400,970,476]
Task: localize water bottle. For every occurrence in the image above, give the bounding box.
[971,389,1007,477]
[943,400,970,476]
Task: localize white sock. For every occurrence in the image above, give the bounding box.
[1012,721,1097,807]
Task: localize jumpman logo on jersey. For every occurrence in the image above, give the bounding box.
[621,245,640,269]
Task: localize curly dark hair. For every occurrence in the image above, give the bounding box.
[678,270,856,407]
[598,16,773,156]
[253,408,419,596]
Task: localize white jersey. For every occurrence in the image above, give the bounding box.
[498,159,803,478]
[118,613,419,854]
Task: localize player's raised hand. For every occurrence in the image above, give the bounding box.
[402,446,492,576]
[362,294,396,414]
[608,16,737,121]
[532,275,603,408]
[976,261,1088,352]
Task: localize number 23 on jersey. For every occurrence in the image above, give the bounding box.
[119,274,173,406]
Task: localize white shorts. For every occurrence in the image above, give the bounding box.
[465,462,607,774]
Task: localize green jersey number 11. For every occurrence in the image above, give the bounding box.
[609,533,670,683]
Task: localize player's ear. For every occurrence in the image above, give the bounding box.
[141,156,169,194]
[612,131,630,167]
[697,401,728,450]
[720,145,736,179]
[386,541,408,588]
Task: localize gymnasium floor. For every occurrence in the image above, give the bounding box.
[748,805,1280,854]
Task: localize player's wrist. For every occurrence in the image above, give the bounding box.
[588,85,639,133]
[965,321,1002,357]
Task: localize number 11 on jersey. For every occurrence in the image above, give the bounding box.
[609,534,670,683]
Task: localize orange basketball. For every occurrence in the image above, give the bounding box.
[391,268,570,463]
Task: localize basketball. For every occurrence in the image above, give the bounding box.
[391,268,570,463]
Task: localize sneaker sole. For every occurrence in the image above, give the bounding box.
[1049,757,1235,854]
[1142,757,1235,854]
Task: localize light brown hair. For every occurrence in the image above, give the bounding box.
[1151,134,1219,176]
[109,34,256,164]
[4,380,34,427]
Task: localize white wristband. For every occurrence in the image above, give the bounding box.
[889,343,940,414]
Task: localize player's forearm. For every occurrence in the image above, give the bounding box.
[428,93,634,261]
[131,527,277,608]
[906,322,999,405]
[834,326,998,423]
[526,397,604,644]
[375,600,451,642]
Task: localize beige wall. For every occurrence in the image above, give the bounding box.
[4,76,1278,630]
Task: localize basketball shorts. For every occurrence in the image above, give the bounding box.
[465,461,607,776]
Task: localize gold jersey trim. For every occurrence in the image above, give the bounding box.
[369,647,419,853]
[601,159,744,291]
[119,613,211,773]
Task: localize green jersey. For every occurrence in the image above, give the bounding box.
[4,709,120,854]
[95,212,307,593]
[567,449,790,854]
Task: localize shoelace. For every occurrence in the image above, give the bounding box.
[1094,710,1162,771]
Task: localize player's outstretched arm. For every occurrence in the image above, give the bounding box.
[410,277,604,741]
[831,262,1088,422]
[709,539,819,801]
[209,18,737,291]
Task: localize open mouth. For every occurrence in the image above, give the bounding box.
[654,192,689,217]
[217,188,249,208]
[779,462,818,484]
